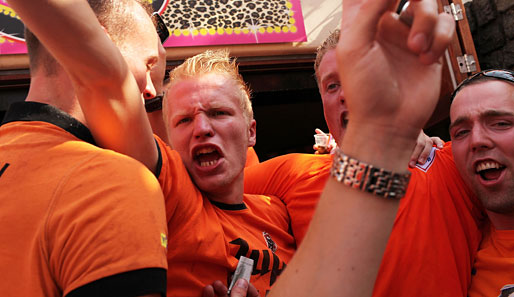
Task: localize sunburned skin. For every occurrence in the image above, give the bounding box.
[317,49,348,144]
[450,80,514,221]
[165,72,256,203]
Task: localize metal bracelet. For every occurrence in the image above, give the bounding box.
[330,148,411,199]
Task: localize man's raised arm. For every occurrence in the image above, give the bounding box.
[8,0,158,172]
[268,0,454,296]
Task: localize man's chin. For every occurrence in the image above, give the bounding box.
[194,177,226,196]
[475,187,514,214]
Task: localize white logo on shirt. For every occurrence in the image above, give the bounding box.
[415,147,438,172]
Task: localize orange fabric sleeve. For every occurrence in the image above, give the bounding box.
[245,147,260,167]
[244,153,332,244]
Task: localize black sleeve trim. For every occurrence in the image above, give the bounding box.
[65,268,167,297]
[145,96,163,113]
[154,138,163,179]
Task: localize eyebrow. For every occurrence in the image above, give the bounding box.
[450,110,514,130]
[171,103,235,117]
[449,116,469,131]
[320,71,338,84]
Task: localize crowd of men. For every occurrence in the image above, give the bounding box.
[1,0,513,296]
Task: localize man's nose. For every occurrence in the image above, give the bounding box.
[143,71,157,100]
[339,90,346,105]
[469,125,493,152]
[192,114,214,138]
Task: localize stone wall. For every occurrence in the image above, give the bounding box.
[464,0,514,70]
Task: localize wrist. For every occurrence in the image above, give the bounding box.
[341,121,420,172]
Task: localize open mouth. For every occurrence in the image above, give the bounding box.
[475,161,506,181]
[193,146,222,168]
[341,111,349,128]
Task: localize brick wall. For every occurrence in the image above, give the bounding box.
[464,0,514,70]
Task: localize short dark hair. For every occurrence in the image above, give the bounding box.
[450,69,514,102]
[25,0,153,75]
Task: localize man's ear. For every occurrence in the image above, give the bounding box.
[248,119,256,147]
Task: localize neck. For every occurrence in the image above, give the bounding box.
[26,70,86,124]
[488,211,514,230]
[204,174,245,205]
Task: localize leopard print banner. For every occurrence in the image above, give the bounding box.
[156,0,306,47]
[0,0,306,55]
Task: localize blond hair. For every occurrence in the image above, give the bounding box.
[164,49,253,124]
[314,29,340,83]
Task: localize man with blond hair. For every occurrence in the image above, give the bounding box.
[156,49,295,296]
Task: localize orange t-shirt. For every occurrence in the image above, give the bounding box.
[245,147,260,167]
[468,223,514,297]
[0,102,168,297]
[156,138,295,297]
[244,143,486,297]
[244,153,331,243]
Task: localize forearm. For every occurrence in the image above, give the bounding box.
[342,124,417,171]
[78,83,158,173]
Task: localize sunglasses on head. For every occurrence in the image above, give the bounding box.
[451,69,514,101]
[144,66,170,113]
[152,12,169,44]
[145,94,164,113]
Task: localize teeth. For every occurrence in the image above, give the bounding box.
[476,161,502,173]
[200,160,216,167]
[196,148,216,156]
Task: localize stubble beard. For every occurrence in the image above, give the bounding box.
[476,183,514,215]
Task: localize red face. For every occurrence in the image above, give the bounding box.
[164,73,256,201]
[317,49,348,145]
[450,80,514,217]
